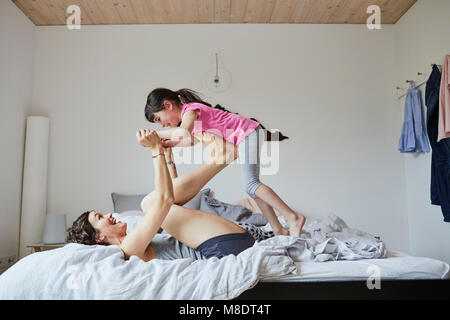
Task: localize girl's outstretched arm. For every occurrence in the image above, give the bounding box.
[155,110,198,145]
[161,136,199,148]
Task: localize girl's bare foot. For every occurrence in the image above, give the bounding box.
[286,214,306,238]
[273,227,290,236]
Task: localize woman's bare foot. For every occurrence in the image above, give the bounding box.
[285,214,306,238]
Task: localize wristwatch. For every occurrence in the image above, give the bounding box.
[167,160,174,165]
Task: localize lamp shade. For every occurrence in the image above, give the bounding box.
[42,214,67,244]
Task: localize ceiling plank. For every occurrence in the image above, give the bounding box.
[78,0,109,25]
[112,0,139,24]
[197,0,214,23]
[230,0,247,23]
[214,0,231,24]
[245,0,276,23]
[320,0,346,24]
[291,0,313,23]
[304,0,330,23]
[12,0,42,25]
[167,0,197,24]
[94,0,123,24]
[181,0,201,23]
[270,0,299,23]
[42,0,66,25]
[378,0,395,24]
[14,0,52,25]
[337,0,368,24]
[390,0,417,23]
[11,0,418,25]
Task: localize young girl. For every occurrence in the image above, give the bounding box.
[144,88,306,237]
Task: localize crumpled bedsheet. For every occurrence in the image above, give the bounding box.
[260,213,387,262]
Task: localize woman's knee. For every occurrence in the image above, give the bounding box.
[243,178,262,199]
[140,192,156,212]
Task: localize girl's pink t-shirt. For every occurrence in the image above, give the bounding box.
[180,103,260,146]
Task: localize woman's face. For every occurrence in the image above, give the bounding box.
[88,211,127,244]
[152,100,182,128]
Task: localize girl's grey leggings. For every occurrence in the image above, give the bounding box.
[238,125,264,199]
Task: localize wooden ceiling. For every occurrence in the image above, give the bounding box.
[12,0,417,26]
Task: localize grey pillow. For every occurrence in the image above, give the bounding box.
[119,210,144,216]
[111,188,211,213]
[183,188,211,210]
[199,194,268,226]
[111,193,146,213]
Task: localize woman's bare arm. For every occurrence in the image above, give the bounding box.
[163,147,178,179]
[119,130,174,259]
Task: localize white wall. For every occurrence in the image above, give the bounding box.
[0,0,36,259]
[2,0,447,265]
[31,22,410,253]
[394,0,450,263]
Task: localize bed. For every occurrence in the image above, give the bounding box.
[1,191,448,300]
[237,250,449,299]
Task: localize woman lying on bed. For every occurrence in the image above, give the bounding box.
[66,129,257,261]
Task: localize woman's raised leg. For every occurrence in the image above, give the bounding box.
[144,160,229,207]
[166,137,237,206]
[171,162,227,205]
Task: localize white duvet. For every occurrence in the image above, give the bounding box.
[0,240,296,300]
[0,214,387,299]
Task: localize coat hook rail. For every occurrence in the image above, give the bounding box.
[396,63,441,99]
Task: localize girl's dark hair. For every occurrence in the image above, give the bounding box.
[66,210,108,246]
[144,88,288,141]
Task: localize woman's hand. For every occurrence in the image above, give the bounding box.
[136,129,162,150]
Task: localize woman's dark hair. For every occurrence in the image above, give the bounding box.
[144,88,288,141]
[66,210,108,246]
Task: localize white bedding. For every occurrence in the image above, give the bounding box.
[262,250,450,282]
[0,241,296,300]
[256,214,449,282]
[1,244,445,300]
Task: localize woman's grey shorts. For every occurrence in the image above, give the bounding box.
[238,125,264,199]
[195,231,255,259]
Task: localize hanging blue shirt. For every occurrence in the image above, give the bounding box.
[398,80,431,153]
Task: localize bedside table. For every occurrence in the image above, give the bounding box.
[26,243,65,253]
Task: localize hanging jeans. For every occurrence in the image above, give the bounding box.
[398,80,430,153]
[426,64,450,222]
